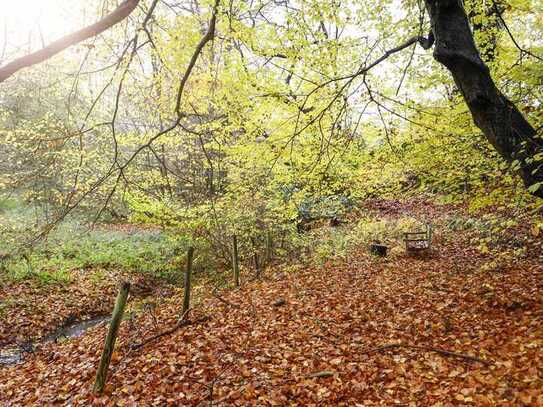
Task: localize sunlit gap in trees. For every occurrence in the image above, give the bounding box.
[0,0,87,63]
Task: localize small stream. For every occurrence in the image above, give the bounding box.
[0,315,110,367]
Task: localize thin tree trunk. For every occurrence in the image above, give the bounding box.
[425,0,543,198]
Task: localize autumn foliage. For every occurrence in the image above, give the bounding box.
[1,202,542,405]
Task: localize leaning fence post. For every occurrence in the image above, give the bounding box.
[232,235,240,287]
[182,247,194,318]
[93,281,130,394]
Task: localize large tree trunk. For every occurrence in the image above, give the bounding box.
[425,0,543,198]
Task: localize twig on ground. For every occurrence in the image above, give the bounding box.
[212,287,241,309]
[305,370,336,378]
[129,313,210,350]
[364,343,491,365]
[196,365,235,407]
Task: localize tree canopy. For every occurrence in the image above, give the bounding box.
[0,0,542,236]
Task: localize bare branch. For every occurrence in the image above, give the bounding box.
[0,0,142,83]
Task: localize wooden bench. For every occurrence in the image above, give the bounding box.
[404,224,432,255]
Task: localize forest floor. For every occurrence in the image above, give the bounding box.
[1,201,542,406]
[0,268,174,347]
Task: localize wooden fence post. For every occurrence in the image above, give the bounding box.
[182,247,194,318]
[93,281,130,394]
[232,235,240,287]
[251,236,261,278]
[265,229,273,266]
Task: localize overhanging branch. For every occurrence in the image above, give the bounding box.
[0,0,141,83]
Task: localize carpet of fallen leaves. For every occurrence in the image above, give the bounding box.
[0,269,166,346]
[1,221,542,406]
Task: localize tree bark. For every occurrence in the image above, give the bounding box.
[0,0,141,83]
[232,235,240,287]
[93,281,130,394]
[182,247,194,318]
[425,0,543,198]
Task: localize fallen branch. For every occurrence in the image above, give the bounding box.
[212,287,241,309]
[130,314,210,350]
[305,370,336,379]
[365,343,491,365]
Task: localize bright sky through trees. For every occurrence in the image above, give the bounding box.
[1,0,83,60]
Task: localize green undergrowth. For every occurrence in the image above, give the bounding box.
[296,215,426,265]
[294,208,540,270]
[0,224,188,286]
[1,196,540,289]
